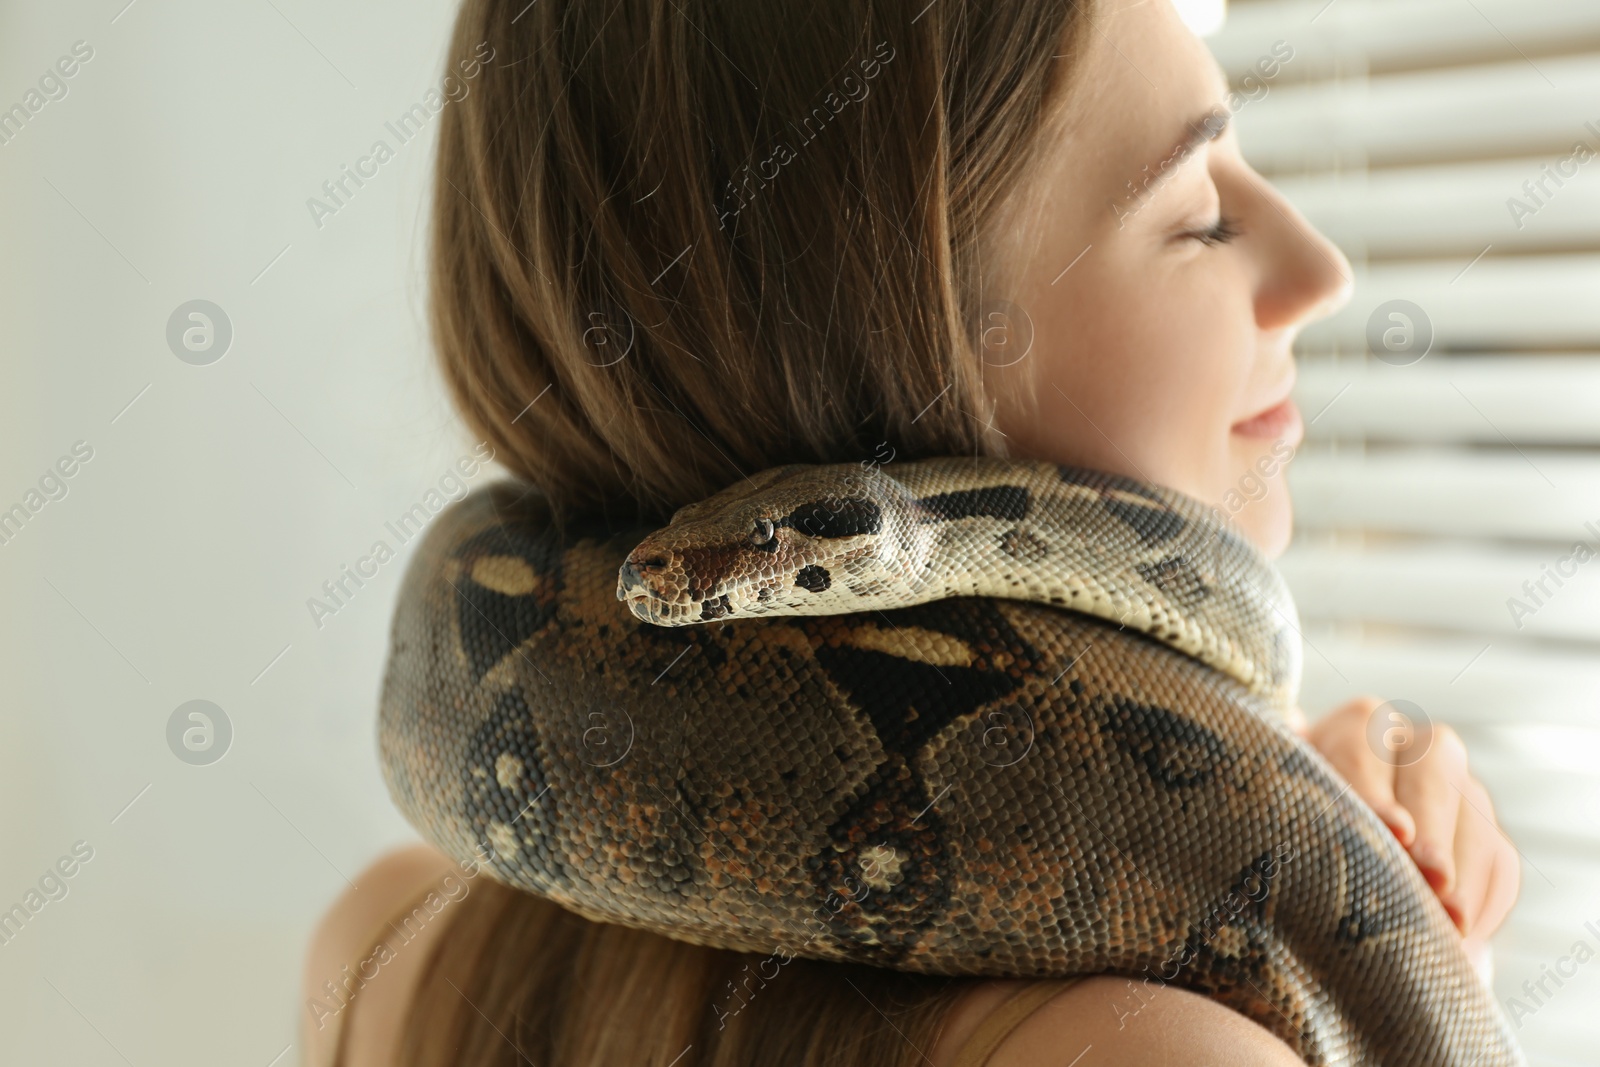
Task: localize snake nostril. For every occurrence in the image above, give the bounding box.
[619,557,668,591]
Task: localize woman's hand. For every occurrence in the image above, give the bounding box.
[1290,697,1520,970]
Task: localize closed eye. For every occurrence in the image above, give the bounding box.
[1185,216,1241,247]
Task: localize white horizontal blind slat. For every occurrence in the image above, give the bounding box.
[1272,158,1600,258]
[1236,55,1600,171]
[1287,451,1600,540]
[1213,0,1600,79]
[1296,256,1600,351]
[1291,634,1600,730]
[1278,543,1600,641]
[1296,356,1600,443]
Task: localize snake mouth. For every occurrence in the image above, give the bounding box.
[622,593,665,621]
[620,590,704,627]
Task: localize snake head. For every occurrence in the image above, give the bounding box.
[617,463,923,626]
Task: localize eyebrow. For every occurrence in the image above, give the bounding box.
[1142,110,1230,183]
[1179,110,1230,155]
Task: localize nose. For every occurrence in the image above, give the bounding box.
[615,554,667,599]
[1248,171,1354,333]
[617,559,644,595]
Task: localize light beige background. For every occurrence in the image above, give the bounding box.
[0,1,478,1062]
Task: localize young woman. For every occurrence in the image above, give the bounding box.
[304,0,1520,1063]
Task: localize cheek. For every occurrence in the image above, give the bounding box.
[1005,255,1255,501]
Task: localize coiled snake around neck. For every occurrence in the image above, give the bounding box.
[378,457,1522,1065]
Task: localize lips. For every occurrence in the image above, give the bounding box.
[1232,396,1303,445]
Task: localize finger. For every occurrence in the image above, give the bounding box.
[1480,832,1523,941]
[1392,724,1468,894]
[1450,784,1520,941]
[1308,698,1415,845]
[1440,791,1493,934]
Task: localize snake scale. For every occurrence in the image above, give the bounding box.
[378,456,1522,1065]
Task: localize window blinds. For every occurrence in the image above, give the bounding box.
[1211,1,1600,1060]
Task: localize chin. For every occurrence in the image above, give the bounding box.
[1232,489,1294,560]
[1221,428,1300,560]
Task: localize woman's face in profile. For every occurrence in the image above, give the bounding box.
[987,0,1353,559]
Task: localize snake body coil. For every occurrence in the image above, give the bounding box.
[379,457,1522,1065]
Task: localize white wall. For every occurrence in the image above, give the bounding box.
[0,1,480,1062]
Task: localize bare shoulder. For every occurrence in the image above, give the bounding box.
[935,977,1303,1067]
[300,843,466,1067]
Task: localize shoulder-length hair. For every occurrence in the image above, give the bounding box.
[408,0,1094,1061]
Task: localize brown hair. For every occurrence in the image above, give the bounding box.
[431,0,1091,528]
[413,0,1093,1061]
[401,878,968,1067]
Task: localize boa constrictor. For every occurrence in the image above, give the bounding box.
[378,457,1521,1065]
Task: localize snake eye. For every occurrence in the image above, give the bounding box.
[750,518,776,547]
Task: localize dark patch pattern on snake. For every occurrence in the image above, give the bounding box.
[1097,694,1239,790]
[1275,743,1326,782]
[1136,554,1214,605]
[807,599,1042,955]
[700,594,732,621]
[1054,465,1189,545]
[453,523,565,681]
[782,497,882,538]
[1103,496,1189,546]
[811,604,1031,754]
[808,759,951,959]
[794,564,831,592]
[461,689,571,894]
[1333,818,1428,945]
[1056,464,1168,504]
[998,526,1052,564]
[914,485,1031,522]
